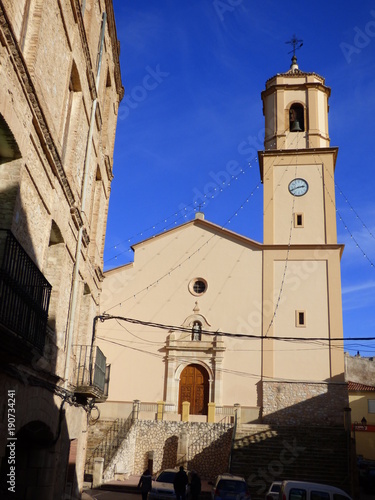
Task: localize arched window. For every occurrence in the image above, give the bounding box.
[192,321,202,341]
[289,103,304,132]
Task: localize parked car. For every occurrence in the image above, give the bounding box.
[278,480,352,500]
[265,481,282,500]
[211,474,251,500]
[148,469,189,500]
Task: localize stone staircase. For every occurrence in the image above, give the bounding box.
[230,424,350,500]
[85,414,134,478]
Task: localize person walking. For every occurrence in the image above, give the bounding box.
[138,469,152,500]
[173,466,189,500]
[190,471,201,500]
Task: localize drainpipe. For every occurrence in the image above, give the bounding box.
[64,12,107,389]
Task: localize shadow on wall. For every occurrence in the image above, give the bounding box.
[184,428,233,479]
[231,423,352,499]
[261,378,349,426]
[160,435,178,471]
[0,176,79,498]
[230,382,353,499]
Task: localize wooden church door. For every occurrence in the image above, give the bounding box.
[178,364,209,415]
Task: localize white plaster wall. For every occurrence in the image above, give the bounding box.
[273,164,325,245]
[273,260,331,381]
[98,221,263,408]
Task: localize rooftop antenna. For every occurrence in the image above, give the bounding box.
[285,34,303,71]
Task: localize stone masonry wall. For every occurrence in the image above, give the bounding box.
[262,381,349,426]
[106,420,233,481]
[104,424,137,482]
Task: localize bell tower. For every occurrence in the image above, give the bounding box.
[262,54,331,151]
[259,55,338,246]
[259,52,347,425]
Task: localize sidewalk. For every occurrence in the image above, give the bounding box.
[82,474,212,499]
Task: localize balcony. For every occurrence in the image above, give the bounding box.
[73,345,110,400]
[0,229,51,357]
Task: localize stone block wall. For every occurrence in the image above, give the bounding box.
[107,420,233,480]
[103,424,137,482]
[262,381,349,426]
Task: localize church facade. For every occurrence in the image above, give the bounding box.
[98,57,348,428]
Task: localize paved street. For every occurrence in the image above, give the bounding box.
[83,491,139,500]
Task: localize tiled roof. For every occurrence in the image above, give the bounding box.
[348,381,375,392]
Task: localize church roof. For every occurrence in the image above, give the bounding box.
[131,214,263,251]
[264,55,326,86]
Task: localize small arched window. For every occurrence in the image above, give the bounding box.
[192,321,202,341]
[289,103,304,132]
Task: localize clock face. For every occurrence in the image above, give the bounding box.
[288,178,309,196]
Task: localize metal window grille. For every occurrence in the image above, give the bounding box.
[0,229,51,352]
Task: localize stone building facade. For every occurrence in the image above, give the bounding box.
[0,0,123,498]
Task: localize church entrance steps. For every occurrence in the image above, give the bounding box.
[230,424,350,500]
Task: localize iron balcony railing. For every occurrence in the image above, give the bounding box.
[74,345,109,397]
[0,229,51,353]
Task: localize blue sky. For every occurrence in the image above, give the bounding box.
[105,1,375,356]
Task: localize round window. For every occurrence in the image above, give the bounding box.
[189,278,208,296]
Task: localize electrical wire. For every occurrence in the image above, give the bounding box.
[96,314,375,342]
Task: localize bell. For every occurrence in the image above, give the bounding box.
[290,119,302,132]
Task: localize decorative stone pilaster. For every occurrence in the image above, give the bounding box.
[132,399,140,421]
[157,401,165,421]
[234,403,241,425]
[208,402,215,423]
[182,401,190,422]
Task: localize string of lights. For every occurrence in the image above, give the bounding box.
[337,183,375,241]
[311,149,374,269]
[104,150,270,265]
[263,137,302,336]
[104,183,263,313]
[103,138,301,314]
[104,138,286,268]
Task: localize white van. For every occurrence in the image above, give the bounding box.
[278,481,352,500]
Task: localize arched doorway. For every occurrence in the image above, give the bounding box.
[178,364,209,415]
[3,420,57,498]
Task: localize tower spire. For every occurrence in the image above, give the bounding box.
[285,34,303,71]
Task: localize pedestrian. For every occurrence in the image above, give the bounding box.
[138,468,152,500]
[190,471,201,500]
[174,465,189,500]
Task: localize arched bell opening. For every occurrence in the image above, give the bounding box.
[289,103,305,132]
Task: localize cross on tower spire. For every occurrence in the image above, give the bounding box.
[285,34,303,56]
[285,34,303,72]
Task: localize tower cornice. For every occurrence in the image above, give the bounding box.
[258,147,339,181]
